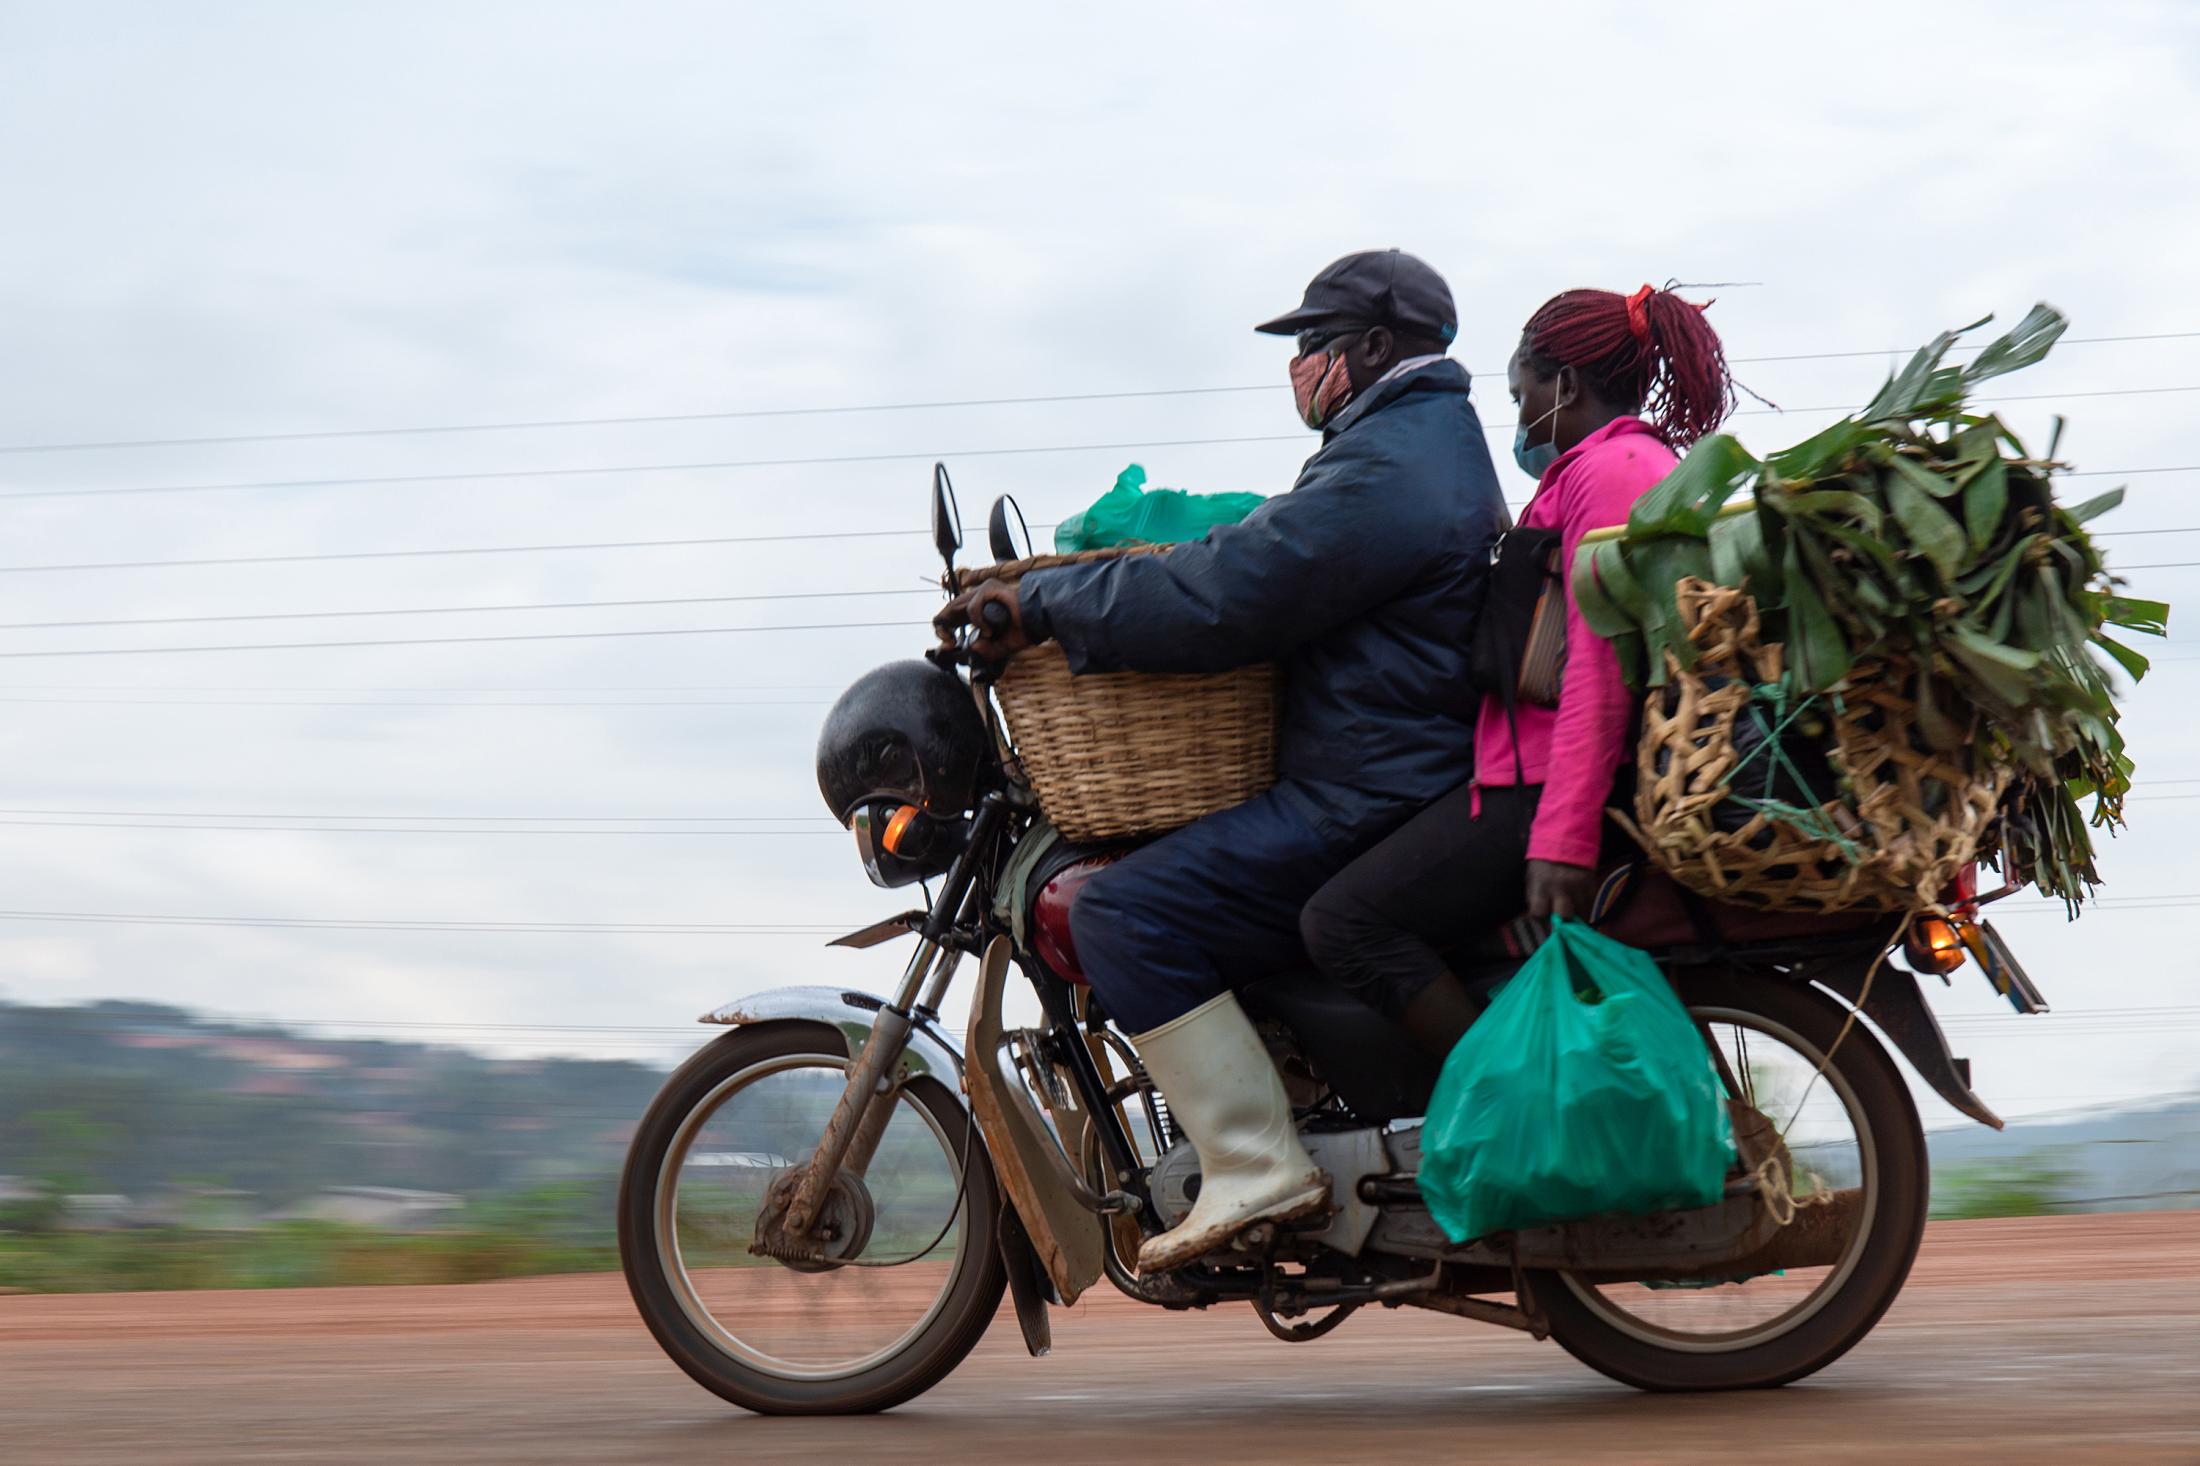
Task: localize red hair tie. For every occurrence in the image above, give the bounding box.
[1624,284,1656,342]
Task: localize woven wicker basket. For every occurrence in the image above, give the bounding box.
[1627,579,2006,913]
[956,548,1279,842]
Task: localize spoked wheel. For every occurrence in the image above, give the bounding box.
[1539,969,1927,1391]
[618,1024,1005,1415]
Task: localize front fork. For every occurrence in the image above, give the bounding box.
[784,936,964,1233]
[782,794,1002,1238]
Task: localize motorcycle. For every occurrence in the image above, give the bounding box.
[616,466,2049,1415]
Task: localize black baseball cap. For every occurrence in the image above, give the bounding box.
[1255,249,1458,345]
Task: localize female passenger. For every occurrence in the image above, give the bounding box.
[1298,284,1736,1056]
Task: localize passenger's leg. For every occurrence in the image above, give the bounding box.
[1300,784,1540,1056]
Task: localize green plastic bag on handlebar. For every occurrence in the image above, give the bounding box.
[1053,464,1265,552]
[1416,917,1734,1244]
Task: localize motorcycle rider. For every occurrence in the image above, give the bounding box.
[936,249,1505,1272]
[1299,284,1736,1056]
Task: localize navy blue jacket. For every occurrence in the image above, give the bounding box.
[1019,358,1505,824]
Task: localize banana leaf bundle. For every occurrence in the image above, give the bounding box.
[1576,304,2168,912]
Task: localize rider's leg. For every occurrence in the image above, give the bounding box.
[1300,784,1541,1057]
[1128,991,1328,1274]
[1067,783,1381,1270]
[1067,783,1369,1029]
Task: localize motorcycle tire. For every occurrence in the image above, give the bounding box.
[1537,968,1928,1392]
[618,1023,1007,1415]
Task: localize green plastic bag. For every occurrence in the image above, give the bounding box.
[1053,464,1265,552]
[1417,917,1734,1244]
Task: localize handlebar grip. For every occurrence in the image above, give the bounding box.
[978,599,1013,633]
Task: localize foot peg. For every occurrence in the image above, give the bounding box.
[1232,1222,1277,1253]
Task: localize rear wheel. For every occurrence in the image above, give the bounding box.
[617,1023,1006,1414]
[1539,969,1927,1391]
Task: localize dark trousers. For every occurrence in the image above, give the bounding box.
[1298,783,1542,1023]
[1069,781,1397,1034]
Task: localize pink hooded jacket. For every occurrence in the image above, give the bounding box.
[1474,416,1674,868]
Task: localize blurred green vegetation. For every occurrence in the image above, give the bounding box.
[0,1221,617,1293]
[1930,1153,2080,1220]
[0,1180,619,1294]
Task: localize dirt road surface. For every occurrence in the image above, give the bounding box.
[4,1212,2196,1464]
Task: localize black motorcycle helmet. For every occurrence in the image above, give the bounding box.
[817,660,989,888]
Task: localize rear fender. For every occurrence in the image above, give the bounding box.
[699,985,963,1084]
[1811,963,2004,1130]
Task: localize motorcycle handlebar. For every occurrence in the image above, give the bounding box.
[927,593,1015,680]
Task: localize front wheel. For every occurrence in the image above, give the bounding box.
[1539,968,1928,1392]
[617,1023,1006,1414]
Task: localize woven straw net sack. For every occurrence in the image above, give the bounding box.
[1628,579,2006,913]
[954,548,1279,843]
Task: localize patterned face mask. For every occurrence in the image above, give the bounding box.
[1289,338,1358,429]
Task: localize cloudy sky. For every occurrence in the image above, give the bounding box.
[1,1,2197,1124]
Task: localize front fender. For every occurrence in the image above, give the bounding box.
[698,985,963,1083]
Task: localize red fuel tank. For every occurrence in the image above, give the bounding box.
[1029,853,1122,984]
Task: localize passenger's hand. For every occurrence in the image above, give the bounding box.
[933,579,1033,663]
[1521,858,1598,948]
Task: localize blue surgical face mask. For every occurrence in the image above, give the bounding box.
[1512,391,1564,479]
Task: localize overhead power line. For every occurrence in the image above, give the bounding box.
[0,682,839,691]
[1,389,1285,455]
[10,1006,2200,1044]
[0,790,2193,827]
[0,695,832,707]
[0,617,923,659]
[10,384,2200,504]
[11,806,2200,833]
[3,558,2195,638]
[0,526,977,577]
[1722,329,2200,363]
[0,806,829,822]
[0,907,847,934]
[4,615,2187,664]
[2062,466,2196,478]
[1,899,2197,937]
[0,585,936,632]
[21,791,2200,823]
[0,510,2191,585]
[6,330,2198,456]
[0,818,838,835]
[0,434,1309,501]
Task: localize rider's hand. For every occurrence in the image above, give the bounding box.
[1521,858,1598,948]
[934,578,1034,663]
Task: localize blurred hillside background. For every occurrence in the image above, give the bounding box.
[2,996,2193,1293]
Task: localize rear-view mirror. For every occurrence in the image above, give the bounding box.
[931,462,962,571]
[987,495,1032,563]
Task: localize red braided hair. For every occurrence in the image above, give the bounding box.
[1521,284,1734,448]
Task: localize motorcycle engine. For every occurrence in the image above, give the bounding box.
[1147,1125,1383,1254]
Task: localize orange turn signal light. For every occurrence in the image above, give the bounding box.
[1904,915,1969,976]
[881,804,921,857]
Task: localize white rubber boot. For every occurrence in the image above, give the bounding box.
[1133,992,1330,1274]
